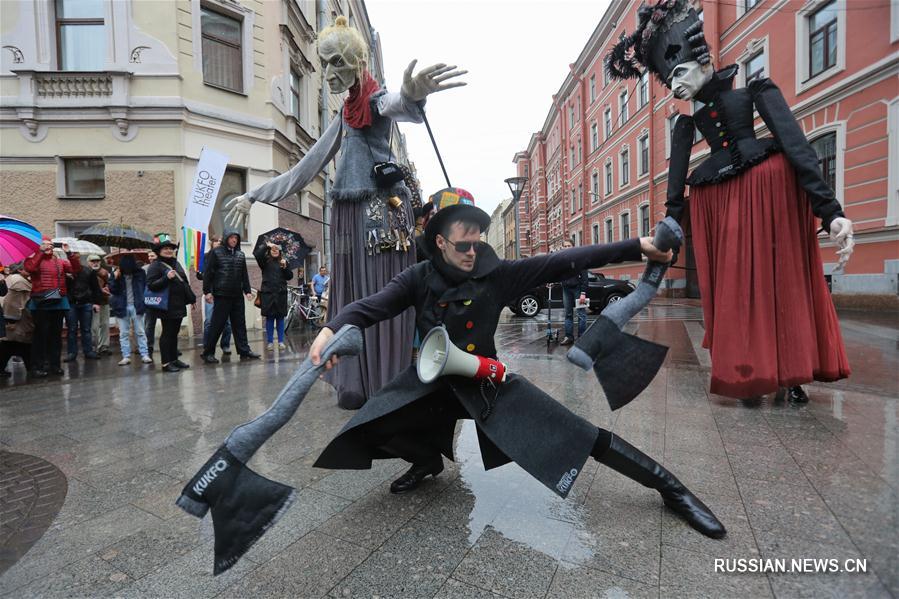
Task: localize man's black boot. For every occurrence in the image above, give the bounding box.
[597,435,726,539]
[390,458,444,494]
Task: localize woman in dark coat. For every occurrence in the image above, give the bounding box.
[145,240,195,372]
[253,243,293,351]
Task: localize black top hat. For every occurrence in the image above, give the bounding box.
[423,187,491,255]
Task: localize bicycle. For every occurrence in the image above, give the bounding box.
[284,285,325,329]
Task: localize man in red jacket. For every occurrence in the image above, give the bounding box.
[24,238,81,377]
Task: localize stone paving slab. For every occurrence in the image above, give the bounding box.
[1,307,897,598]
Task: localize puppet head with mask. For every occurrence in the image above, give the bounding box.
[606,0,713,100]
[318,16,368,94]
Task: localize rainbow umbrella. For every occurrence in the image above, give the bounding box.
[0,216,41,265]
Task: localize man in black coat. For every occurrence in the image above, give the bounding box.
[308,188,726,539]
[201,230,260,362]
[64,258,103,361]
[558,238,589,345]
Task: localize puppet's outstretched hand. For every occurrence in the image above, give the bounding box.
[225,194,252,229]
[401,60,467,102]
[829,217,854,272]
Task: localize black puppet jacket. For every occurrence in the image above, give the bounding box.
[665,65,845,231]
[315,239,642,498]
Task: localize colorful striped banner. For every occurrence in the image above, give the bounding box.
[181,226,207,273]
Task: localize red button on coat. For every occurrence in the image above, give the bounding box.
[722,141,729,147]
[466,321,474,329]
[709,111,718,118]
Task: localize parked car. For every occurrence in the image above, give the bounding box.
[508,272,635,317]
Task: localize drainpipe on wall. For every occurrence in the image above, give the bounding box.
[318,0,332,269]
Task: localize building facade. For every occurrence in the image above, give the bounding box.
[0,0,411,332]
[487,198,510,259]
[514,0,899,305]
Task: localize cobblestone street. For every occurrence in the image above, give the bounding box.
[1,302,897,598]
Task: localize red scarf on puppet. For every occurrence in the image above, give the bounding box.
[343,70,381,129]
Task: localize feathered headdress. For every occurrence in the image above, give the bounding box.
[605,0,710,84]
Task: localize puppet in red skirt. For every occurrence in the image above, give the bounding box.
[606,0,853,401]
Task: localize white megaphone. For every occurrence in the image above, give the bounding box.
[417,326,508,384]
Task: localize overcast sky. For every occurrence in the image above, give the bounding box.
[366,0,612,216]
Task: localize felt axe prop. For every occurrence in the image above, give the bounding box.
[567,217,683,410]
[176,325,364,575]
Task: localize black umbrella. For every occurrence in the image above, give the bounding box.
[254,227,312,270]
[79,224,155,250]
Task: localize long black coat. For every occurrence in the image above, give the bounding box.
[146,258,195,320]
[202,237,251,298]
[315,239,643,498]
[253,246,293,318]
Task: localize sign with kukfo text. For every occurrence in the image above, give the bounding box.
[184,147,229,232]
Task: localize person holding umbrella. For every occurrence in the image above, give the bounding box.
[253,242,293,351]
[24,238,82,377]
[201,230,260,363]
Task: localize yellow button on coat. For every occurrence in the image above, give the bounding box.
[466,343,476,352]
[462,299,472,306]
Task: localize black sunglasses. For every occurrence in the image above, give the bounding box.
[444,239,485,253]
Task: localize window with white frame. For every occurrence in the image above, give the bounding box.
[638,72,649,108]
[809,2,838,78]
[591,171,599,201]
[691,100,704,144]
[666,113,680,159]
[605,162,613,195]
[619,90,629,124]
[592,223,599,244]
[605,218,613,243]
[744,51,765,84]
[290,68,302,120]
[577,141,582,165]
[55,220,107,238]
[570,189,577,215]
[55,0,106,71]
[569,105,575,128]
[201,6,243,92]
[638,134,649,176]
[620,212,630,239]
[591,122,599,151]
[810,132,837,192]
[745,0,760,11]
[603,66,610,87]
[796,0,845,92]
[570,145,576,168]
[620,147,630,186]
[578,183,583,210]
[62,158,105,197]
[639,204,650,236]
[604,107,612,138]
[590,74,596,102]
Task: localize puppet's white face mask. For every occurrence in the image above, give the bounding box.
[318,36,361,94]
[668,61,713,100]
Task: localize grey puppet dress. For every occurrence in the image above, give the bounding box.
[245,89,423,409]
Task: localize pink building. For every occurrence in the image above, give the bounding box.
[513,0,899,306]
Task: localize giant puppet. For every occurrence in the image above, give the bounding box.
[606,0,853,401]
[225,16,466,409]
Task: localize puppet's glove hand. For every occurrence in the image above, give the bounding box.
[401,59,467,102]
[225,194,252,229]
[829,217,855,272]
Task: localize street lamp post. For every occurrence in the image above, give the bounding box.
[505,176,528,259]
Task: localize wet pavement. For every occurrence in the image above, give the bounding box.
[1,301,897,598]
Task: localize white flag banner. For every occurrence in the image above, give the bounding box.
[184,147,230,232]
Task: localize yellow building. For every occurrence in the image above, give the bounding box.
[0,0,405,332]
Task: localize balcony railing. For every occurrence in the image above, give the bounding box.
[35,72,114,98]
[11,70,131,107]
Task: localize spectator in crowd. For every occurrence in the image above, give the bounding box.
[143,250,158,354]
[196,236,231,355]
[109,254,152,366]
[145,240,195,372]
[311,266,330,301]
[89,255,112,355]
[559,239,588,346]
[64,253,103,362]
[24,239,81,377]
[253,242,292,351]
[0,263,33,377]
[201,230,260,363]
[0,263,6,341]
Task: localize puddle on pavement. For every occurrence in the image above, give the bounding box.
[454,420,595,564]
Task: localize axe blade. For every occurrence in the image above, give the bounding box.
[593,332,668,411]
